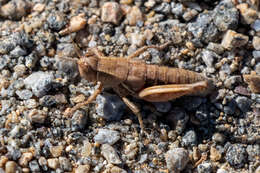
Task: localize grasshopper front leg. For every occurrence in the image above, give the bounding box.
[64,81,103,116]
[138,81,208,102]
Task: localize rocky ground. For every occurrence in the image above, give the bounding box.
[0,0,260,172]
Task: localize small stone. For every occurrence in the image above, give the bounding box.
[110,166,127,173]
[38,157,48,171]
[101,2,123,25]
[47,158,59,169]
[126,6,143,26]
[182,130,197,147]
[33,3,45,12]
[210,146,222,161]
[235,96,252,112]
[47,12,66,31]
[5,161,18,173]
[16,89,33,100]
[197,162,213,173]
[225,144,247,168]
[130,32,145,47]
[201,49,220,68]
[221,30,249,50]
[101,144,121,164]
[10,46,27,58]
[75,164,90,173]
[165,148,189,173]
[216,168,229,173]
[56,43,77,57]
[39,95,57,107]
[28,160,40,172]
[124,142,138,160]
[96,93,126,121]
[252,19,260,32]
[81,140,92,157]
[244,74,260,93]
[0,0,31,20]
[207,42,224,54]
[171,2,184,17]
[212,133,225,144]
[154,2,171,14]
[24,99,38,109]
[55,57,78,80]
[188,12,218,43]
[71,110,88,131]
[50,146,64,158]
[237,3,258,25]
[253,36,260,50]
[256,165,260,173]
[59,157,72,171]
[59,13,87,35]
[213,1,238,31]
[183,9,198,21]
[27,109,47,124]
[19,152,33,167]
[224,76,242,89]
[24,71,54,97]
[234,86,251,96]
[246,145,260,162]
[94,129,120,145]
[144,0,156,8]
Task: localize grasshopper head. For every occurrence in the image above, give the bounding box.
[77,55,98,83]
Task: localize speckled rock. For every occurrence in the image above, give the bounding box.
[237,3,258,25]
[5,161,18,173]
[101,2,123,25]
[166,108,189,134]
[126,6,143,26]
[94,129,120,145]
[235,96,252,113]
[225,144,247,168]
[197,162,213,173]
[47,12,66,31]
[213,0,238,31]
[221,30,249,50]
[59,157,72,171]
[27,109,47,124]
[15,89,33,100]
[18,152,33,167]
[0,0,31,20]
[101,144,122,164]
[71,110,88,131]
[246,144,260,162]
[55,57,79,81]
[50,145,64,158]
[75,164,90,173]
[24,71,54,97]
[182,130,197,147]
[28,160,40,172]
[96,93,126,121]
[47,158,59,170]
[165,148,189,173]
[243,74,260,93]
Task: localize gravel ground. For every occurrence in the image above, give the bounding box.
[0,0,260,173]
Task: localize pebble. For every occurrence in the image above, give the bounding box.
[27,109,47,124]
[216,168,229,173]
[71,110,88,131]
[154,2,171,15]
[213,0,238,31]
[243,74,260,93]
[59,157,72,171]
[236,3,258,25]
[101,144,122,164]
[47,12,66,31]
[0,0,31,20]
[96,93,126,121]
[10,46,27,58]
[18,152,33,167]
[207,42,224,54]
[59,13,87,35]
[50,145,64,158]
[252,19,260,32]
[15,89,33,100]
[110,166,127,173]
[124,142,138,160]
[212,133,226,144]
[28,160,40,172]
[197,162,213,173]
[126,6,143,26]
[182,9,198,21]
[210,146,222,162]
[246,144,260,162]
[101,2,123,25]
[225,144,247,168]
[5,161,18,173]
[221,30,249,50]
[224,75,242,89]
[75,164,90,173]
[24,71,54,97]
[235,96,252,112]
[55,57,78,81]
[165,148,189,173]
[47,158,59,169]
[38,157,48,171]
[171,2,184,17]
[253,36,260,50]
[39,95,57,107]
[182,130,197,147]
[201,49,220,68]
[81,140,92,157]
[94,129,120,145]
[188,12,218,43]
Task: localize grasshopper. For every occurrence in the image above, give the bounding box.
[65,42,214,131]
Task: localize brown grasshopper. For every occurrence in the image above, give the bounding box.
[65,42,214,131]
